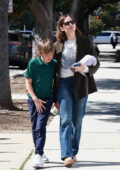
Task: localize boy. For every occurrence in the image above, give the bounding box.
[24,39,56,168]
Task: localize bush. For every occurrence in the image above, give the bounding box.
[115,50,120,62]
[89,16,105,35]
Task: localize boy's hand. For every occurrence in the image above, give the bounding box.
[33,98,46,112]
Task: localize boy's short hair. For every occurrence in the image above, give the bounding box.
[38,39,54,54]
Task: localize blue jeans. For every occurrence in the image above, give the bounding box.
[27,97,52,155]
[57,77,88,159]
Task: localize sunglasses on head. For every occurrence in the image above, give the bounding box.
[63,20,75,26]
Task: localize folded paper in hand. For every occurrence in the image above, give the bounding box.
[80,55,97,66]
[70,55,97,75]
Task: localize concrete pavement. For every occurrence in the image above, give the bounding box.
[0,132,33,170]
[0,58,120,170]
[24,114,120,170]
[97,43,120,56]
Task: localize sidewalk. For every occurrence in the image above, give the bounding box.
[0,132,33,170]
[0,59,120,170]
[24,114,120,170]
[98,43,120,56]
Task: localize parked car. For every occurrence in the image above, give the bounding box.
[8,30,32,68]
[19,30,33,38]
[93,30,120,44]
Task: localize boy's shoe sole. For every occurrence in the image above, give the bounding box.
[42,159,49,163]
[64,157,74,167]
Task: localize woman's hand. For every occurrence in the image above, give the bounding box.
[74,63,85,72]
[33,98,46,112]
[52,102,59,112]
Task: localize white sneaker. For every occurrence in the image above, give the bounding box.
[33,154,43,168]
[42,154,49,163]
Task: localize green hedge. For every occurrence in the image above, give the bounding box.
[115,50,120,62]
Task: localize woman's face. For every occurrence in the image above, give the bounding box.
[60,16,76,34]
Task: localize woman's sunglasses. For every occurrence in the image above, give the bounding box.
[63,20,75,26]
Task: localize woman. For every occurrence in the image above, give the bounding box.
[110,33,118,49]
[54,14,100,167]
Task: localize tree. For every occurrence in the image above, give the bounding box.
[24,0,53,39]
[71,0,120,35]
[89,3,120,35]
[0,0,14,109]
[53,0,72,14]
[101,3,120,29]
[24,0,53,58]
[9,0,120,35]
[8,0,35,30]
[89,16,105,35]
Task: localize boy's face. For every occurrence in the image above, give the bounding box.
[39,51,54,64]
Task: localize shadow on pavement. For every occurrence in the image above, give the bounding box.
[96,79,119,90]
[0,138,10,140]
[73,160,120,168]
[87,101,120,116]
[102,66,120,69]
[29,160,120,169]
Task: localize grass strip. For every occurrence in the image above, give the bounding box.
[19,149,33,170]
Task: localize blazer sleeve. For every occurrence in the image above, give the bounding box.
[87,38,100,76]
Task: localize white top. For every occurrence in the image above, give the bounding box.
[60,39,76,78]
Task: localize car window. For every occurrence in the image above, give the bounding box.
[97,32,111,36]
[115,33,120,36]
[20,32,32,35]
[8,33,19,41]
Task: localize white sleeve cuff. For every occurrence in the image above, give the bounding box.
[83,65,89,73]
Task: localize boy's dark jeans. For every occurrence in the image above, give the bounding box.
[27,97,52,155]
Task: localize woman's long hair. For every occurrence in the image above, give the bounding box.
[56,14,82,42]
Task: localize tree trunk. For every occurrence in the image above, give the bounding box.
[71,0,89,36]
[0,0,14,109]
[27,0,53,58]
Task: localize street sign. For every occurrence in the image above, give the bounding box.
[8,0,13,13]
